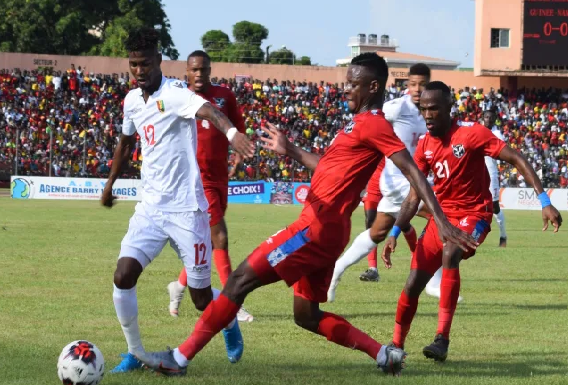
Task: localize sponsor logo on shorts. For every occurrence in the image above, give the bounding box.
[193,265,209,273]
[267,247,287,267]
[459,217,469,227]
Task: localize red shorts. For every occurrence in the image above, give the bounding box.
[411,213,492,275]
[204,184,228,227]
[362,159,384,207]
[247,213,350,303]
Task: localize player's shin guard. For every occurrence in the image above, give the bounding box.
[211,288,236,329]
[178,293,240,360]
[437,268,460,339]
[113,285,144,356]
[367,248,378,269]
[317,312,381,360]
[393,290,419,348]
[403,227,417,252]
[213,249,232,287]
[178,268,187,287]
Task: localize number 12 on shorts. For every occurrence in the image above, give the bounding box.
[194,243,207,265]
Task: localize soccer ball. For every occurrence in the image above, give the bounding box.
[57,340,105,385]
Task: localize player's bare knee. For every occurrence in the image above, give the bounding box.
[212,231,229,250]
[193,293,211,312]
[369,226,388,243]
[493,201,501,214]
[293,311,319,332]
[113,258,142,289]
[223,262,260,303]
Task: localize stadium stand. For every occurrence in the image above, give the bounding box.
[1,68,567,187]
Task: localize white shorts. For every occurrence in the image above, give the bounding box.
[489,174,500,202]
[377,178,425,219]
[119,202,212,289]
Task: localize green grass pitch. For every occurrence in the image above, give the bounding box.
[0,198,566,384]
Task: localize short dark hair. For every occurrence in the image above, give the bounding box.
[409,63,431,78]
[424,81,451,96]
[351,53,388,82]
[187,50,211,63]
[125,27,160,53]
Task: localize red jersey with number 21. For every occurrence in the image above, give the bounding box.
[414,121,506,215]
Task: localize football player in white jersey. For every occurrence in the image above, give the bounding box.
[424,109,507,301]
[327,64,432,302]
[101,27,255,374]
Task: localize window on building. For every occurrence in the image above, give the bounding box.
[351,46,360,57]
[491,28,510,48]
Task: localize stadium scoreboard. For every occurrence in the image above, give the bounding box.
[523,0,568,66]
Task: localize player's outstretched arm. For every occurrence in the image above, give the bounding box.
[101,134,135,208]
[260,123,321,171]
[498,146,563,232]
[389,149,479,251]
[195,103,255,159]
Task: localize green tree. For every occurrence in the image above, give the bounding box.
[201,30,231,62]
[0,0,178,59]
[269,48,295,65]
[297,56,312,66]
[232,21,268,44]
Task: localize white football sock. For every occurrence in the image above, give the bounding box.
[113,285,144,356]
[211,287,236,329]
[494,211,507,239]
[332,229,377,282]
[427,267,442,290]
[173,347,189,367]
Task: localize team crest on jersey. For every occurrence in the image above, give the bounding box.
[452,144,465,158]
[213,98,226,108]
[156,100,165,113]
[344,121,355,134]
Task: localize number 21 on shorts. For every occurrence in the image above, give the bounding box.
[435,160,450,178]
[194,243,207,265]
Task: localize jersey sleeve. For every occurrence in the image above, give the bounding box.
[492,129,505,141]
[382,99,402,123]
[179,89,208,119]
[361,118,406,158]
[121,94,136,136]
[413,138,430,175]
[470,125,506,158]
[226,90,246,133]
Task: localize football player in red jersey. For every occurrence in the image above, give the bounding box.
[167,50,253,323]
[139,53,477,377]
[383,81,562,363]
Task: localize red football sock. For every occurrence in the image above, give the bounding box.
[393,290,419,348]
[178,294,239,360]
[437,268,460,339]
[317,312,382,360]
[403,227,417,252]
[178,268,187,287]
[213,249,232,286]
[367,248,378,269]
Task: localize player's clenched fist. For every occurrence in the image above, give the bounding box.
[101,187,117,208]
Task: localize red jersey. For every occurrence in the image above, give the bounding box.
[414,121,506,215]
[304,110,406,223]
[194,84,246,186]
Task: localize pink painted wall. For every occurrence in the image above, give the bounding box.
[475,0,524,75]
[0,52,500,90]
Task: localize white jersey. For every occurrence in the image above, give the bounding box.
[122,76,209,212]
[484,126,504,177]
[380,94,427,193]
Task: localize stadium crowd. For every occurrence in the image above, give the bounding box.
[1,66,568,187]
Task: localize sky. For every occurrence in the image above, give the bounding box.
[163,0,476,67]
